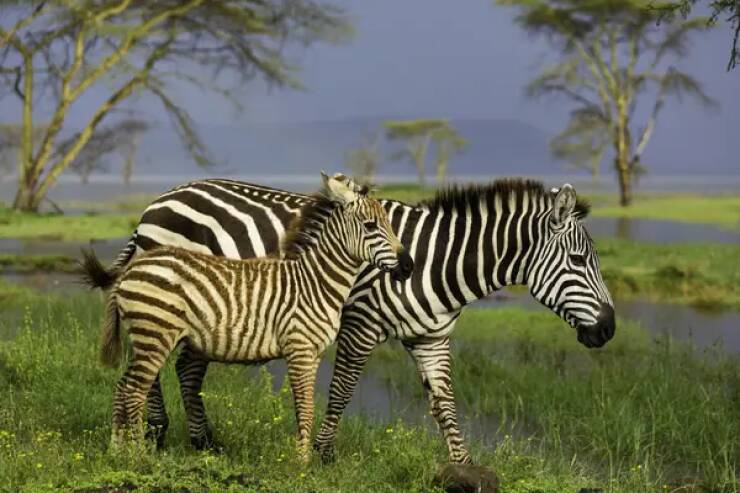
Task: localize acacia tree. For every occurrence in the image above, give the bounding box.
[549,108,609,181]
[65,118,148,184]
[655,0,740,70]
[498,0,715,205]
[344,132,381,184]
[384,119,447,185]
[0,1,348,211]
[431,125,467,185]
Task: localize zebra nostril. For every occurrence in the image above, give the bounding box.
[399,251,414,275]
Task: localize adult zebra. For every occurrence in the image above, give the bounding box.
[109,175,615,464]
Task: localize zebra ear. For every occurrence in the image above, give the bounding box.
[551,183,577,226]
[321,171,363,204]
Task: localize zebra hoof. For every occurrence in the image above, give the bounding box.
[145,422,169,449]
[312,442,335,464]
[191,429,220,452]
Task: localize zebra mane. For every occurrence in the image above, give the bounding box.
[418,178,591,219]
[281,194,340,259]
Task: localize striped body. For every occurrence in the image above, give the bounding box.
[117,250,339,365]
[114,177,614,463]
[87,189,411,459]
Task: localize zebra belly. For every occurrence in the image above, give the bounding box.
[185,320,283,364]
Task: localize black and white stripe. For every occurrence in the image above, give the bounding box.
[115,177,614,463]
[83,188,411,460]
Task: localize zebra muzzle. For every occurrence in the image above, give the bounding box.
[576,303,615,348]
[390,250,414,282]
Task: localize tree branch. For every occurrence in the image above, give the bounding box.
[34,74,144,202]
[0,2,47,51]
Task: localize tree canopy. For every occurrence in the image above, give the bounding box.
[498,0,715,205]
[654,0,740,70]
[0,0,350,211]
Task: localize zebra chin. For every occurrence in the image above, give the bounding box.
[575,303,615,348]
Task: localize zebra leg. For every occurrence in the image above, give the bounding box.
[111,340,175,446]
[403,336,472,464]
[313,324,385,463]
[175,345,215,450]
[286,351,320,463]
[144,374,169,449]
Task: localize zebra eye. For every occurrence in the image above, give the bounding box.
[364,221,378,231]
[570,254,586,267]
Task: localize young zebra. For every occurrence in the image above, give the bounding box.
[81,175,413,459]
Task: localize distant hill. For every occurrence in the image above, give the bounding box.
[125,116,555,178]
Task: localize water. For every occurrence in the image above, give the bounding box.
[0,237,128,258]
[587,217,740,244]
[475,291,740,354]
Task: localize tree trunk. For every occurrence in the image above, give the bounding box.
[12,178,42,212]
[614,100,633,207]
[436,156,448,185]
[615,152,632,206]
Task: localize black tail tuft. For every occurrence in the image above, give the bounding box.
[79,248,119,290]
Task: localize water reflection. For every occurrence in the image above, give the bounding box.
[587,217,740,244]
[475,292,740,354]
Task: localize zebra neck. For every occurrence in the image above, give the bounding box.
[293,229,362,310]
[409,198,543,310]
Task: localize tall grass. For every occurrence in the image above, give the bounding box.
[375,308,740,492]
[0,290,737,491]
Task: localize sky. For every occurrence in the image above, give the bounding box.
[155,0,740,174]
[1,0,738,175]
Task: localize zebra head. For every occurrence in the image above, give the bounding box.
[527,184,615,348]
[321,173,413,282]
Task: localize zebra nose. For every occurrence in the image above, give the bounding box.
[577,303,615,348]
[391,250,414,281]
[597,303,615,341]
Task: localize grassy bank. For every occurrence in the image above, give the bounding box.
[0,254,79,273]
[2,237,737,310]
[0,208,138,241]
[596,238,740,309]
[0,287,737,492]
[590,194,740,231]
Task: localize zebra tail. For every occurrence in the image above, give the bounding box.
[100,294,122,367]
[79,247,120,290]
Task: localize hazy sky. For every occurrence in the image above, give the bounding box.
[2,0,737,174]
[162,0,739,173]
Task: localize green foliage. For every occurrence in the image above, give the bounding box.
[383,119,449,138]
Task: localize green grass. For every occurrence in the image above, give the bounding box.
[0,254,78,273]
[590,194,740,231]
[0,208,139,241]
[0,288,737,492]
[375,308,740,493]
[596,238,740,309]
